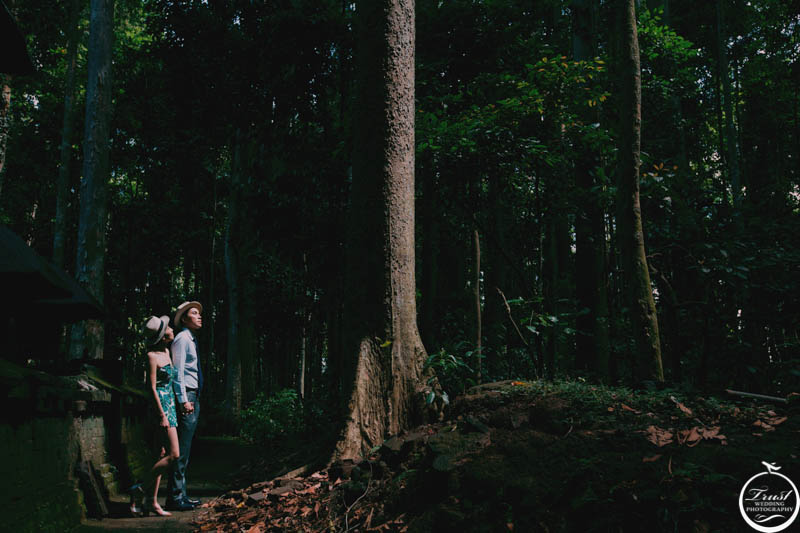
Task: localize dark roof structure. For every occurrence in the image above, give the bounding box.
[0,225,104,320]
[1,0,34,75]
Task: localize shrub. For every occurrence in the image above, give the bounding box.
[424,347,478,398]
[239,388,303,444]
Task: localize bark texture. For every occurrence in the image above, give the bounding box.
[69,0,114,360]
[616,0,664,382]
[0,74,11,199]
[336,0,428,460]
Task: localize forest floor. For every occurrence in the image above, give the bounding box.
[190,379,800,533]
[75,437,269,532]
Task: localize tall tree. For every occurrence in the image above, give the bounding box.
[0,74,10,199]
[616,0,664,382]
[69,0,114,360]
[0,0,27,201]
[572,0,610,380]
[715,0,741,207]
[224,129,256,416]
[336,0,429,459]
[53,0,83,269]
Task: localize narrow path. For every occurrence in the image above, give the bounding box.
[76,436,263,532]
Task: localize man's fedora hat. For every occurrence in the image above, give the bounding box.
[144,315,170,346]
[174,301,203,329]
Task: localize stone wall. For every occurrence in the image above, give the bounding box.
[0,417,84,533]
[0,359,150,532]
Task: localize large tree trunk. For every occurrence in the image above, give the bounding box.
[336,0,429,460]
[69,0,114,361]
[572,0,610,381]
[616,0,664,382]
[53,0,82,269]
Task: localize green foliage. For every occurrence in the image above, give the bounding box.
[3,0,800,413]
[424,346,478,397]
[239,389,303,445]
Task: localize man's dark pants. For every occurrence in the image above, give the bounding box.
[168,389,199,503]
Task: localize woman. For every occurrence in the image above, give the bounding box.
[131,315,181,517]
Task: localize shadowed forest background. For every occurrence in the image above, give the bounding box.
[2,0,800,471]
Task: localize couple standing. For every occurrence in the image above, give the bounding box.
[136,301,204,517]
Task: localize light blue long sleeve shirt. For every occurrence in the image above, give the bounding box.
[171,328,200,403]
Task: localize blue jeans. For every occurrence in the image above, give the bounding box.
[167,389,199,502]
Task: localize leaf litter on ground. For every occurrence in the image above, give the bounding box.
[193,379,797,532]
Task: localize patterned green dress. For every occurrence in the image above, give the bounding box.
[155,364,178,427]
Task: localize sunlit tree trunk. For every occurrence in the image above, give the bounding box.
[616,0,664,382]
[69,0,114,361]
[336,0,430,460]
[53,0,83,269]
[0,74,10,200]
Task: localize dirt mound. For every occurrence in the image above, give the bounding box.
[193,381,800,532]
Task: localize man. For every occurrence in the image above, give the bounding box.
[165,300,204,511]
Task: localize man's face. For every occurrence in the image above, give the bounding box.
[183,307,202,331]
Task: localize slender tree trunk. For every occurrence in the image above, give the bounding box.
[224,133,244,414]
[473,229,482,383]
[716,0,740,207]
[419,156,439,349]
[0,73,12,200]
[573,0,610,381]
[69,0,114,361]
[53,0,82,269]
[543,217,558,378]
[616,0,664,382]
[336,0,430,460]
[299,254,310,400]
[202,169,218,397]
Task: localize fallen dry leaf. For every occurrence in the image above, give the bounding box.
[753,420,776,432]
[670,395,693,416]
[297,483,320,495]
[621,403,641,414]
[677,427,702,447]
[764,416,788,426]
[642,454,662,463]
[645,425,674,447]
[701,426,728,445]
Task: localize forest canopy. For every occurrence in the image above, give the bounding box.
[1,0,799,441]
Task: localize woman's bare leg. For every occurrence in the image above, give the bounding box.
[153,474,161,502]
[150,427,180,514]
